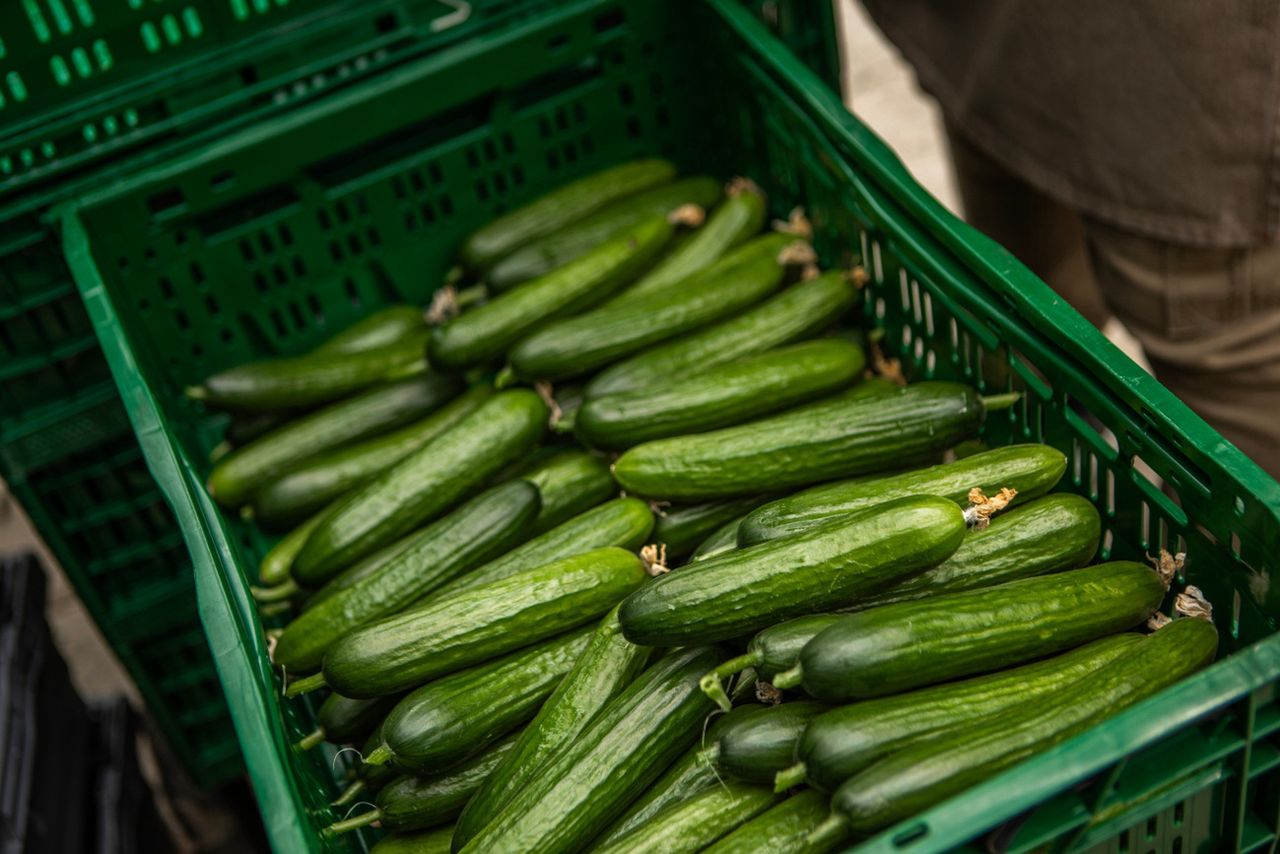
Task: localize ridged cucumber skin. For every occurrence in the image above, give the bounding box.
[585,270,858,398]
[796,633,1144,792]
[432,217,673,370]
[739,443,1069,545]
[652,497,769,561]
[748,614,843,682]
[703,791,834,854]
[716,702,826,785]
[457,647,726,854]
[486,177,721,289]
[258,505,329,585]
[273,481,539,671]
[854,492,1100,609]
[516,449,616,534]
[509,236,789,382]
[371,828,453,854]
[688,516,745,564]
[459,159,675,269]
[300,526,422,611]
[315,691,402,744]
[613,381,984,501]
[830,618,1218,834]
[293,388,547,582]
[207,373,459,508]
[618,495,966,646]
[323,546,647,697]
[314,305,426,355]
[593,782,781,854]
[194,331,430,412]
[424,497,653,603]
[577,339,865,449]
[797,561,1168,701]
[451,608,651,850]
[251,385,493,528]
[378,628,593,773]
[374,732,520,832]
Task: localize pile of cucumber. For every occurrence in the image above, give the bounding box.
[189,159,1218,853]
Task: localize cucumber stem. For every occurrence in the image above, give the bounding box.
[252,579,300,603]
[774,762,807,793]
[258,601,293,618]
[980,391,1021,412]
[807,814,850,849]
[324,808,383,836]
[771,664,803,691]
[285,671,327,698]
[240,505,255,521]
[455,284,488,310]
[209,440,233,463]
[494,366,517,389]
[363,745,393,767]
[185,385,208,401]
[331,779,366,808]
[552,407,577,434]
[296,727,326,752]
[699,653,760,711]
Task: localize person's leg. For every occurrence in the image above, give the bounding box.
[1084,220,1280,479]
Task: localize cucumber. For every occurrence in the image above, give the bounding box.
[251,385,493,528]
[585,270,858,397]
[370,628,593,773]
[486,177,721,289]
[785,561,1168,701]
[739,443,1069,544]
[207,373,459,508]
[593,782,780,854]
[274,480,539,672]
[456,647,725,854]
[688,516,745,563]
[314,305,426,355]
[618,495,966,646]
[189,330,430,412]
[371,828,453,854]
[300,525,425,611]
[515,448,616,533]
[613,381,987,500]
[223,410,296,447]
[296,691,404,750]
[577,340,865,449]
[321,546,647,697]
[716,701,826,785]
[785,632,1144,792]
[459,159,675,269]
[651,497,769,561]
[700,614,844,709]
[258,506,330,585]
[703,791,835,854]
[509,234,791,381]
[820,617,1218,835]
[452,607,651,849]
[424,497,653,603]
[293,388,547,582]
[432,217,673,370]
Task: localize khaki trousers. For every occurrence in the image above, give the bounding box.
[947,127,1280,479]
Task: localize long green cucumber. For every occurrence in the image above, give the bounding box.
[293,388,547,582]
[207,373,459,508]
[689,515,746,563]
[321,546,647,697]
[432,217,672,370]
[258,505,330,585]
[300,526,424,611]
[295,691,404,750]
[369,628,593,772]
[223,409,296,447]
[739,443,1069,544]
[785,633,1145,792]
[189,331,430,412]
[424,497,653,603]
[819,617,1218,836]
[515,448,616,533]
[585,270,858,397]
[618,495,966,646]
[577,339,865,449]
[509,234,792,381]
[459,159,675,269]
[371,827,453,854]
[651,497,769,561]
[457,646,726,854]
[274,481,539,672]
[452,607,651,849]
[704,791,836,854]
[593,782,781,854]
[251,385,493,527]
[314,305,426,355]
[486,177,721,289]
[716,701,826,785]
[700,614,844,709]
[785,561,1168,701]
[614,382,987,500]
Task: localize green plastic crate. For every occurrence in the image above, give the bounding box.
[61,0,1280,850]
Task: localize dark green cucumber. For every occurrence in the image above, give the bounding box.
[703,791,835,854]
[452,607,651,849]
[689,516,745,563]
[296,691,404,750]
[716,701,826,785]
[788,561,1168,701]
[189,331,430,412]
[293,388,547,582]
[224,410,296,447]
[251,385,493,528]
[854,492,1100,609]
[459,159,675,269]
[577,339,865,449]
[432,217,672,370]
[515,448,616,533]
[821,617,1218,835]
[207,373,460,508]
[300,525,424,612]
[509,233,792,381]
[585,270,858,397]
[699,613,845,709]
[322,546,647,697]
[258,505,330,585]
[593,782,781,854]
[371,628,593,773]
[314,305,426,355]
[739,443,1069,545]
[788,633,1144,792]
[274,481,539,672]
[486,177,721,289]
[371,827,453,854]
[614,381,985,500]
[456,647,725,854]
[652,497,769,561]
[618,495,966,646]
[424,497,653,603]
